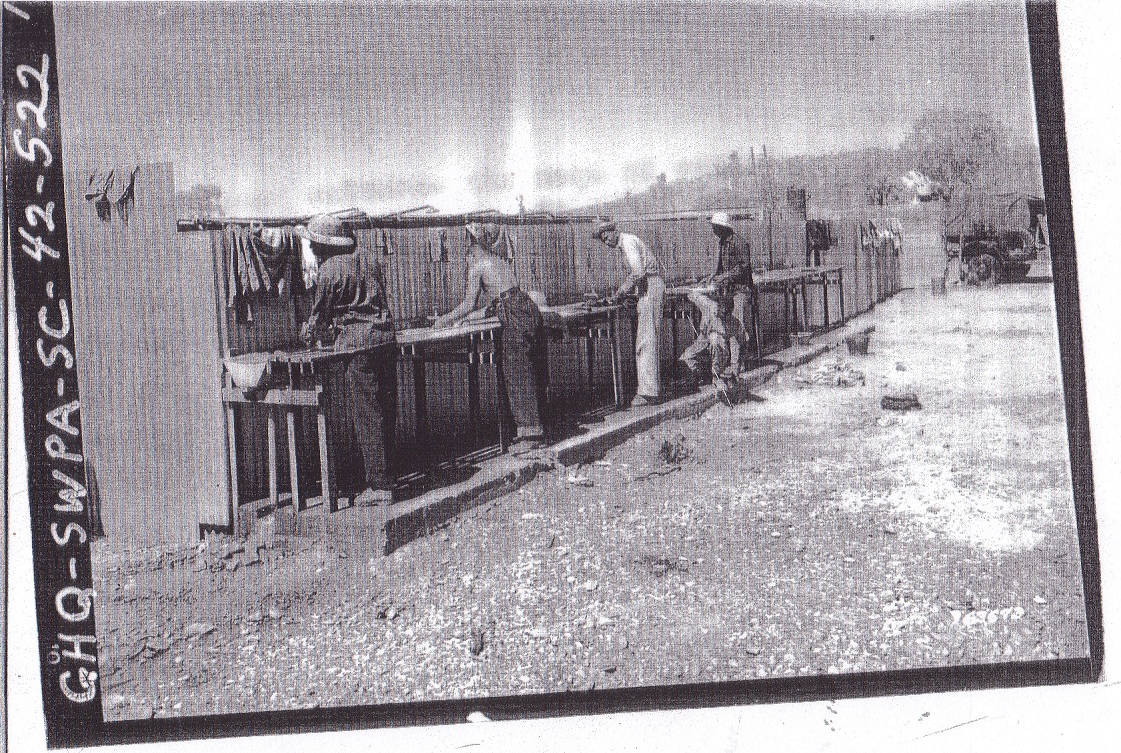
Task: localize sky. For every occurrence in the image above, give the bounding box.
[54,1,1040,216]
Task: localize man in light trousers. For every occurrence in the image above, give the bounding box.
[594,220,665,407]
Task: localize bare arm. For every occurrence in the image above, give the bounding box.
[612,272,644,302]
[435,262,484,328]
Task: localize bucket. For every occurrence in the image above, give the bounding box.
[931,276,947,296]
[845,332,871,356]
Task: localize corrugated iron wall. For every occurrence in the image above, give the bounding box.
[205,210,899,516]
[65,163,228,548]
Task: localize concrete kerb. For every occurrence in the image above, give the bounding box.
[362,316,876,553]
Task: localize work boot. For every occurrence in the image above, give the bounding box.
[355,487,394,507]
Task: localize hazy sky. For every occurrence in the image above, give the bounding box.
[55,1,1039,216]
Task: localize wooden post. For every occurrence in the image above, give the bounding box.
[224,375,241,538]
[211,233,237,536]
[266,408,278,520]
[467,336,481,450]
[821,271,830,329]
[609,309,624,408]
[412,346,430,470]
[316,364,337,513]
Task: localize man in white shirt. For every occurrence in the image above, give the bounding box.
[594,220,665,407]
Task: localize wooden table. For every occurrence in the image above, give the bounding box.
[223,346,356,536]
[545,302,627,412]
[666,267,844,362]
[397,301,625,465]
[396,319,505,473]
[754,266,845,336]
[222,302,628,535]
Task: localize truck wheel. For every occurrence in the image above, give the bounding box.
[976,253,1001,285]
[1007,263,1031,282]
[963,255,994,285]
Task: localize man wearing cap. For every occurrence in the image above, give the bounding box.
[435,222,548,452]
[299,214,398,506]
[594,220,665,407]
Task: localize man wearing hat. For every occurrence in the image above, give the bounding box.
[707,211,756,356]
[435,222,548,452]
[593,220,665,407]
[299,214,398,506]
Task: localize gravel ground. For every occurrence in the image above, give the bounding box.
[93,282,1089,722]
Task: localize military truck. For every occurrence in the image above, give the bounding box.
[944,193,1048,285]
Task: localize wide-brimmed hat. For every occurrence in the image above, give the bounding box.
[709,211,733,230]
[593,220,617,240]
[297,214,356,247]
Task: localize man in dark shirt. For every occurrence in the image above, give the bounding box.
[299,214,397,506]
[708,211,756,355]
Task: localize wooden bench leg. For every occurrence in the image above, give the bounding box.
[822,275,830,329]
[286,409,300,535]
[493,339,508,452]
[413,356,431,470]
[226,402,240,538]
[467,354,481,452]
[585,331,596,406]
[783,288,792,344]
[800,280,809,331]
[317,401,337,514]
[266,408,278,519]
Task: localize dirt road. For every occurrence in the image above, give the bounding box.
[93,281,1088,721]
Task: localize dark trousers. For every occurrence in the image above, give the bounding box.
[493,289,548,439]
[347,346,397,491]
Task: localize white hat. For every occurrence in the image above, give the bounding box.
[710,212,733,229]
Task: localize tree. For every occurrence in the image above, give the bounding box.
[901,109,1008,200]
[865,174,902,206]
[176,183,225,219]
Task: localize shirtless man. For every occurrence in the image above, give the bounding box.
[435,222,548,451]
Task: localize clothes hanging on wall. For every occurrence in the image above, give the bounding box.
[84,166,138,222]
[805,219,833,252]
[225,224,305,321]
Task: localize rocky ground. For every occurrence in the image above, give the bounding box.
[92,282,1089,722]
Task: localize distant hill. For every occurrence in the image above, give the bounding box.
[572,139,1044,220]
